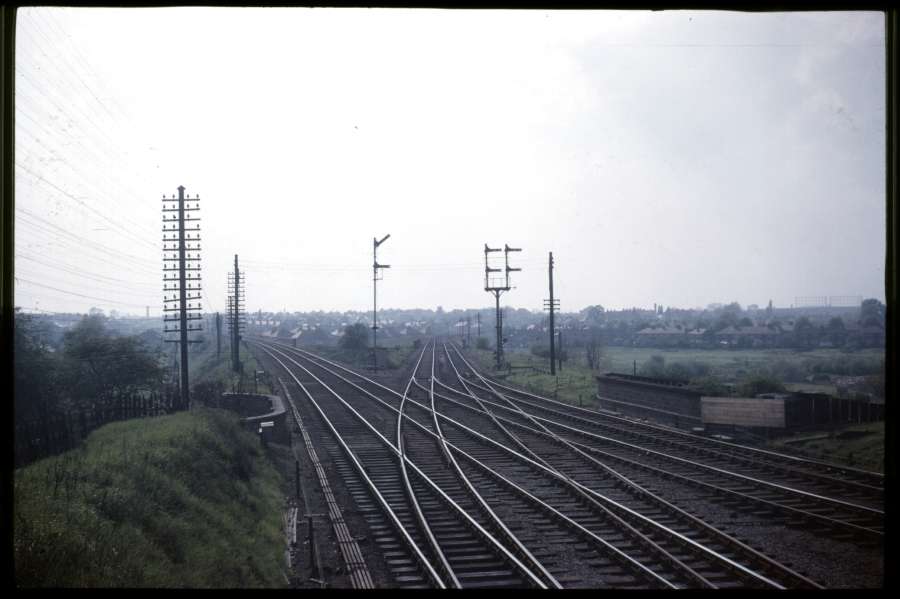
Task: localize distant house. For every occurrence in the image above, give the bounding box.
[715,325,778,348]
[635,326,686,347]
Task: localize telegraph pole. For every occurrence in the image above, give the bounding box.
[484,243,521,369]
[227,254,246,373]
[543,252,560,375]
[558,329,563,372]
[162,186,202,409]
[372,234,390,373]
[215,312,222,359]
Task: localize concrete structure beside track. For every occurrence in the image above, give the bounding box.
[596,373,883,434]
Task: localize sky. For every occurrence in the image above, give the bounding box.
[14,8,886,317]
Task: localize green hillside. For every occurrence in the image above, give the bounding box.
[14,409,287,588]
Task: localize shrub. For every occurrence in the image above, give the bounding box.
[737,375,786,397]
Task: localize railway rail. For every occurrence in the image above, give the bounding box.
[442,343,884,542]
[252,338,838,589]
[253,340,559,588]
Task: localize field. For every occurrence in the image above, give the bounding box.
[598,346,883,382]
[463,344,884,410]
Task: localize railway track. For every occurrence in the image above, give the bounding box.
[254,338,829,589]
[252,340,561,588]
[452,345,883,495]
[442,343,884,542]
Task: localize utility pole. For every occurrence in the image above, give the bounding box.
[558,329,563,372]
[466,314,471,347]
[162,186,202,409]
[477,312,481,338]
[372,234,390,373]
[543,252,560,375]
[227,254,246,373]
[215,312,222,359]
[484,243,521,369]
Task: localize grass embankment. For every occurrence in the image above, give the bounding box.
[190,340,273,395]
[767,421,885,473]
[464,348,599,408]
[14,409,286,588]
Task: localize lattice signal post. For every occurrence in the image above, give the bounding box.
[372,234,390,373]
[484,243,521,369]
[162,186,203,409]
[227,254,247,373]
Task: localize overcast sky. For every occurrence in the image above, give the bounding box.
[14,8,885,316]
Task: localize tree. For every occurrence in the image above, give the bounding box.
[793,317,817,349]
[859,298,885,328]
[826,317,847,346]
[14,309,58,417]
[585,331,603,370]
[476,337,490,350]
[580,305,605,325]
[339,323,369,352]
[61,314,163,406]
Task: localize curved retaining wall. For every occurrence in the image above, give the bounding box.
[219,392,289,445]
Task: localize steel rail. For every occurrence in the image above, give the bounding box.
[435,345,718,588]
[417,379,822,590]
[257,341,550,589]
[433,374,884,532]
[266,341,698,588]
[451,346,883,484]
[269,342,677,588]
[398,340,461,588]
[462,374,883,498]
[254,342,446,589]
[436,377,883,541]
[269,341,796,589]
[440,347,814,590]
[425,341,564,590]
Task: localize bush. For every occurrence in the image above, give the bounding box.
[476,337,490,350]
[530,345,550,359]
[639,355,666,378]
[737,375,786,397]
[666,360,710,381]
[689,377,731,396]
[339,323,369,352]
[767,359,803,382]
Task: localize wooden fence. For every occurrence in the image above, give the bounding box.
[14,389,186,468]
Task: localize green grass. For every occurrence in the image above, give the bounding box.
[14,409,287,588]
[598,347,883,382]
[464,348,600,408]
[189,340,273,395]
[767,421,884,473]
[462,345,884,406]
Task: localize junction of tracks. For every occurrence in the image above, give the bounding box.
[248,338,884,589]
